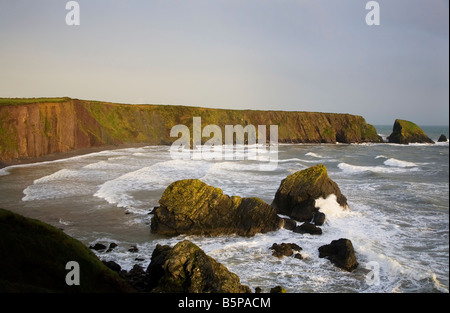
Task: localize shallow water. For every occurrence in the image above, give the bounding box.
[0,126,448,293]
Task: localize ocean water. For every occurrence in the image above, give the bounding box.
[0,126,448,293]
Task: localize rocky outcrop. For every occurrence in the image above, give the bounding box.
[387,119,434,144]
[270,243,303,259]
[318,238,358,272]
[438,134,448,142]
[0,98,382,163]
[147,240,251,293]
[272,164,348,223]
[0,208,135,292]
[151,179,283,237]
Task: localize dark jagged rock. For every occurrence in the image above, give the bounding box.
[294,253,303,260]
[313,212,326,226]
[293,222,323,235]
[387,119,434,144]
[282,218,297,230]
[318,238,358,272]
[0,208,135,293]
[120,264,148,292]
[438,134,448,142]
[151,179,283,237]
[102,260,122,273]
[90,243,107,251]
[128,245,139,253]
[106,242,118,252]
[272,164,348,223]
[270,243,302,258]
[146,240,251,293]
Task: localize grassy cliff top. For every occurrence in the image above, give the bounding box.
[0,97,72,106]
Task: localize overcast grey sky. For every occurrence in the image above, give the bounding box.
[0,0,448,125]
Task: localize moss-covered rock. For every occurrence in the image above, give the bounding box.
[147,240,251,293]
[0,208,135,293]
[387,119,434,144]
[151,179,283,237]
[271,164,348,222]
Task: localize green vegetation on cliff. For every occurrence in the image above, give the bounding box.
[0,208,135,292]
[0,97,383,162]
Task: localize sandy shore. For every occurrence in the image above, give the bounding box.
[0,143,154,169]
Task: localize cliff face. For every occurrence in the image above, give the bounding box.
[0,98,382,162]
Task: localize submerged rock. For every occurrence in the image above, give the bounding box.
[387,119,434,144]
[151,179,283,237]
[318,238,358,272]
[270,243,302,258]
[146,240,251,293]
[272,164,348,223]
[293,222,323,235]
[270,286,287,293]
[90,243,107,251]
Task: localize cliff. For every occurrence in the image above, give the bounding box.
[0,98,382,163]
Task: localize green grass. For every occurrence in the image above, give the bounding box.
[0,97,71,106]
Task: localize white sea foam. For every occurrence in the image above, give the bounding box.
[384,158,417,168]
[94,159,211,209]
[337,162,419,174]
[305,152,323,158]
[0,168,10,176]
[315,194,349,218]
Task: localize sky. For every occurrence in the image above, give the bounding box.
[0,0,448,125]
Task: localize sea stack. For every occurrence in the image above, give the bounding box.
[271,164,348,223]
[387,119,434,144]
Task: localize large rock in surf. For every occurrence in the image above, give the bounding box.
[438,134,448,142]
[318,238,358,272]
[151,179,283,237]
[147,240,251,293]
[0,208,135,293]
[387,119,434,144]
[271,164,348,223]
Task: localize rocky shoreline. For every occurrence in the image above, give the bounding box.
[0,164,360,293]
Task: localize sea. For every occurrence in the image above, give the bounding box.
[0,125,448,293]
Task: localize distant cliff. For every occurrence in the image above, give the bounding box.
[0,98,382,162]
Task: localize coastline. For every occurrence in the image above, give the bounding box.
[0,142,153,169]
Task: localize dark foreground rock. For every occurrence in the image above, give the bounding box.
[318,238,358,272]
[387,119,434,144]
[0,208,135,292]
[438,134,448,142]
[272,164,348,223]
[151,179,283,237]
[147,240,251,293]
